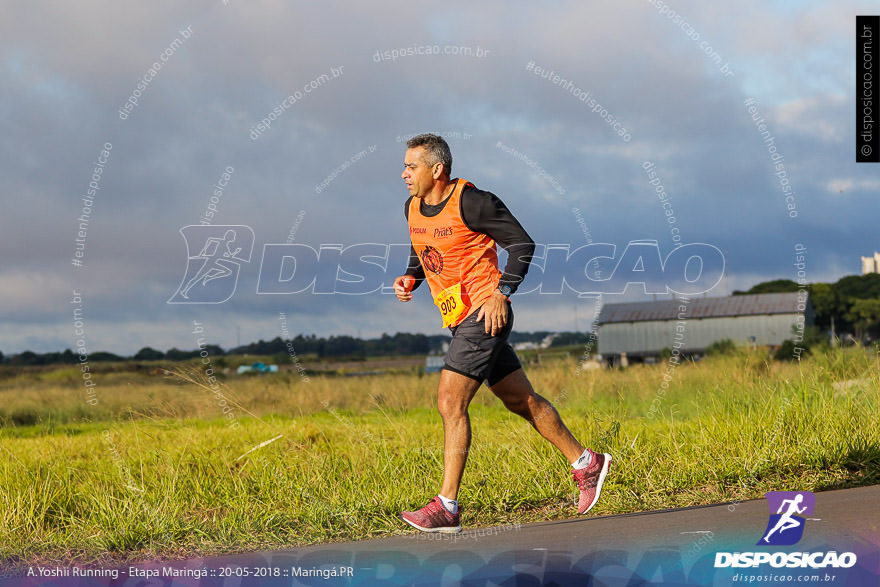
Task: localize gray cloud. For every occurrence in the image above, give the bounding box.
[1,0,874,354]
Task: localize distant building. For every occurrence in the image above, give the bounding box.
[512,334,556,352]
[862,251,880,275]
[513,341,540,351]
[425,355,444,373]
[596,292,813,364]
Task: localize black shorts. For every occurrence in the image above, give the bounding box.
[443,301,522,386]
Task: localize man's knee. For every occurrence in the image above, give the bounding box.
[438,395,469,419]
[437,385,476,419]
[500,391,537,418]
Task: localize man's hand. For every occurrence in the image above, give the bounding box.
[476,292,508,335]
[393,275,415,302]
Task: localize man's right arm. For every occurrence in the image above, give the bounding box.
[404,245,426,289]
[403,197,426,291]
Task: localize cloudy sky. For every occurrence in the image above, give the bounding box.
[2,0,876,355]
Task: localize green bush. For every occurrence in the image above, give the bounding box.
[706,338,737,356]
[774,339,808,361]
[774,327,828,361]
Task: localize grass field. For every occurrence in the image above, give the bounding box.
[1,347,878,569]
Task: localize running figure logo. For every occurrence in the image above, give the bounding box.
[168,225,254,304]
[758,491,815,546]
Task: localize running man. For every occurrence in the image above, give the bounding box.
[762,493,807,544]
[180,229,243,299]
[393,134,612,533]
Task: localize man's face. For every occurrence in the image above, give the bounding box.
[402,147,440,198]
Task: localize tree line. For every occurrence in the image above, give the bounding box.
[9,272,871,367]
[733,273,880,340]
[0,331,592,366]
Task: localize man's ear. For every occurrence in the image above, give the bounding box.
[432,162,444,179]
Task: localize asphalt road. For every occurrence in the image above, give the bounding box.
[4,485,879,586]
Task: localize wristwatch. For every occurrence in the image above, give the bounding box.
[496,284,512,299]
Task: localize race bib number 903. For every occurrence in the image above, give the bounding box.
[435,283,466,328]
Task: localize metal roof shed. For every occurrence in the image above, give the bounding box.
[596,292,814,357]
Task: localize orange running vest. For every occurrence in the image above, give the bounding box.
[408,178,502,327]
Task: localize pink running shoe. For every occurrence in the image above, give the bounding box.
[401,496,462,533]
[572,450,612,514]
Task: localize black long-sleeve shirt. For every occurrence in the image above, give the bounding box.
[404,182,536,295]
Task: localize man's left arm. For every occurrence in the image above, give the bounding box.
[461,188,536,334]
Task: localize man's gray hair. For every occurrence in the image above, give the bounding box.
[406,133,452,177]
